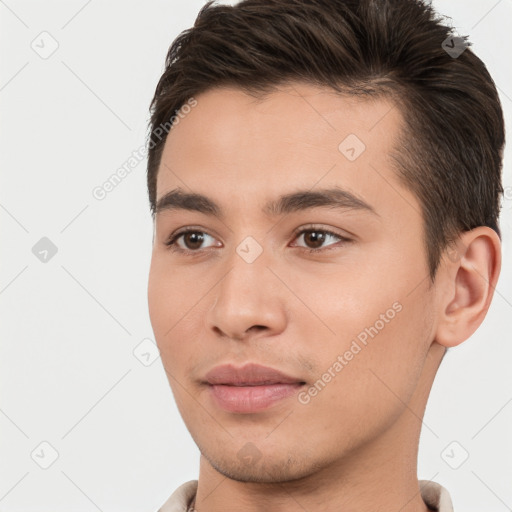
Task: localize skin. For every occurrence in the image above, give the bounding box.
[147,82,501,512]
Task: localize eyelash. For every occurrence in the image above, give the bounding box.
[164,225,351,256]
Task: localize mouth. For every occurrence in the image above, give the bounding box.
[202,362,307,413]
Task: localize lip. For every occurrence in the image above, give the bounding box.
[203,363,306,413]
[204,363,305,386]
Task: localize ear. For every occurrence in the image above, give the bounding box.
[434,227,501,348]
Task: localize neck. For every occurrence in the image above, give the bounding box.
[193,342,445,512]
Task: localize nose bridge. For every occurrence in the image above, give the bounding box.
[206,232,286,339]
[221,233,273,302]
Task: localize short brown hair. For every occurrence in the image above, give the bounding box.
[146,0,505,280]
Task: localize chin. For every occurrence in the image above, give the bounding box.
[204,449,320,484]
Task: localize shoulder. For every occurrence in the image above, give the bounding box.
[157,480,198,512]
[419,479,454,512]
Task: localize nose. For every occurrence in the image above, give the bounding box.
[205,246,288,342]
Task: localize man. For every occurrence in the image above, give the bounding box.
[145,0,504,510]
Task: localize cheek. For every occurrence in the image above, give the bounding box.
[147,256,210,378]
[294,249,433,397]
[147,258,169,340]
[147,263,196,414]
[291,287,434,450]
[147,257,188,360]
[148,255,195,331]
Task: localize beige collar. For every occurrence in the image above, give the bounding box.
[158,479,454,512]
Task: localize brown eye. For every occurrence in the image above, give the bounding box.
[181,232,204,250]
[302,230,328,249]
[165,230,218,252]
[293,227,348,252]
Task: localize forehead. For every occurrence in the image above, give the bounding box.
[155,82,418,225]
[161,82,401,160]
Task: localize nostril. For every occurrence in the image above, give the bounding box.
[245,325,267,335]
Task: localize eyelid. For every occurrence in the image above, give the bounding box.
[291,223,353,240]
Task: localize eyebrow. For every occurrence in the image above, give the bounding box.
[154,187,378,219]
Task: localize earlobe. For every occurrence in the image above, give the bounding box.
[435,227,501,348]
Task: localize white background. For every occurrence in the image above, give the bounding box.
[1,0,511,510]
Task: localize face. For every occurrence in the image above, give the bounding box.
[148,82,439,483]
